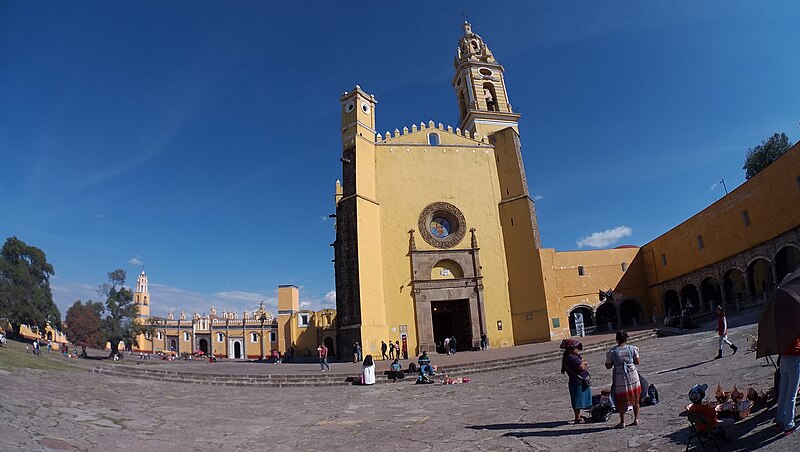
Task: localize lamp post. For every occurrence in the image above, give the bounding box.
[260,313,267,360]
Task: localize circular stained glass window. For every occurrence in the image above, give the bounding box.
[430,217,451,238]
[418,202,467,249]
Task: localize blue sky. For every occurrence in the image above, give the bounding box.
[1,1,798,319]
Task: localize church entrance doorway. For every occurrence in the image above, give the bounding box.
[198,338,209,355]
[431,299,471,352]
[230,340,243,359]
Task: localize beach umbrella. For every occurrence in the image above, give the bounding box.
[757,267,800,358]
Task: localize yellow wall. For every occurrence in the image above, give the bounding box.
[371,127,515,354]
[538,247,650,338]
[642,142,800,287]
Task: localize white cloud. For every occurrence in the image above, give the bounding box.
[50,277,102,316]
[533,195,544,201]
[300,301,312,308]
[324,290,336,303]
[320,216,329,222]
[128,257,142,266]
[710,183,718,191]
[576,226,633,248]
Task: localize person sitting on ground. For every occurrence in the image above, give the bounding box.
[418,351,435,376]
[388,358,405,381]
[687,383,734,440]
[362,354,376,385]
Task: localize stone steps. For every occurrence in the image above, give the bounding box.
[90,330,657,387]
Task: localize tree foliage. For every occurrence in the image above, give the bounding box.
[64,300,104,356]
[743,132,791,180]
[0,236,61,337]
[99,269,141,357]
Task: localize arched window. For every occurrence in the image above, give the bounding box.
[428,132,440,146]
[183,332,189,341]
[482,82,498,111]
[578,266,585,276]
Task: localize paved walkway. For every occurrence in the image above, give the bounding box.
[3,305,798,451]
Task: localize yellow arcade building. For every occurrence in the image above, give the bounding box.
[333,22,546,359]
[129,271,337,359]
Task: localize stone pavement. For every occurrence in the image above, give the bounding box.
[1,306,798,451]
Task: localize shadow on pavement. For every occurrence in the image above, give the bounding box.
[466,421,569,430]
[657,359,715,374]
[466,420,612,437]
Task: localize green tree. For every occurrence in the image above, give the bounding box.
[743,132,791,180]
[0,236,61,337]
[64,300,104,357]
[99,269,141,357]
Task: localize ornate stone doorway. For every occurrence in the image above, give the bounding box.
[409,227,486,354]
[198,338,209,355]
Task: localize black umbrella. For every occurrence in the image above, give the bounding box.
[757,267,800,358]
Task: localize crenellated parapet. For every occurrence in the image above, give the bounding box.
[376,119,491,144]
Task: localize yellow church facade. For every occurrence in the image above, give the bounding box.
[330,22,799,359]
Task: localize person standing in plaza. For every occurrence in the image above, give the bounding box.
[381,341,388,360]
[605,330,641,428]
[450,336,457,355]
[561,339,591,424]
[715,305,738,359]
[444,337,451,355]
[775,333,800,435]
[318,343,330,371]
[388,340,395,360]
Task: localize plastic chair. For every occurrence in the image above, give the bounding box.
[685,411,722,451]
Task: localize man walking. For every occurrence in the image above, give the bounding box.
[318,343,330,371]
[715,305,738,359]
[381,341,388,360]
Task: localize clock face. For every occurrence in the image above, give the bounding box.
[344,100,355,113]
[430,217,452,238]
[361,102,371,114]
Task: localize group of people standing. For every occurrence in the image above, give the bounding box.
[561,330,641,428]
[561,305,747,429]
[380,340,405,360]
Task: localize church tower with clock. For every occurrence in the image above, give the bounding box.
[334,22,550,359]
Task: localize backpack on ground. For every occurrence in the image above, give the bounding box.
[644,384,659,406]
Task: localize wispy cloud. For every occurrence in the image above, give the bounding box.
[533,195,544,201]
[576,226,633,248]
[128,257,142,266]
[324,290,336,304]
[710,183,718,191]
[50,277,102,316]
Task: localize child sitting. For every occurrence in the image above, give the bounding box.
[688,384,734,440]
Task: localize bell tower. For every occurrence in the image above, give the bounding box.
[452,21,521,138]
[134,270,150,319]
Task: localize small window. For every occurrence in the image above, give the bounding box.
[510,218,515,226]
[428,132,440,146]
[299,314,310,327]
[578,266,585,276]
[269,332,276,342]
[250,332,258,343]
[156,331,163,340]
[552,318,560,328]
[216,333,224,342]
[183,332,189,341]
[145,332,151,340]
[662,254,667,266]
[697,235,704,250]
[742,210,751,227]
[621,262,628,272]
